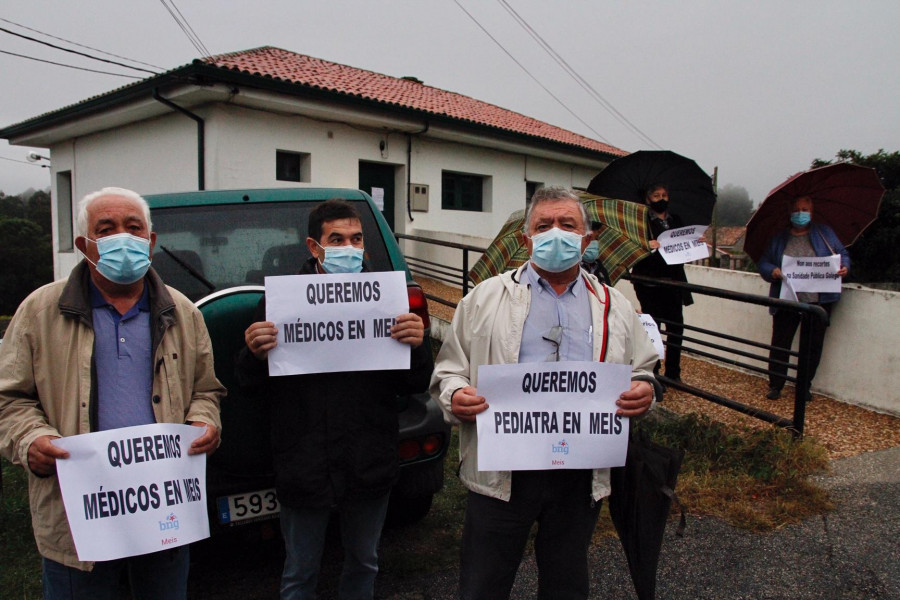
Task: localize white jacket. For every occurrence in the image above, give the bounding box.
[430,265,658,502]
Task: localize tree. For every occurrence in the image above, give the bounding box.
[811,149,900,284]
[0,218,53,314]
[26,190,52,236]
[715,183,754,226]
[0,193,26,220]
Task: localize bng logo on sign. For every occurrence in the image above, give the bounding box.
[159,512,180,531]
[552,439,570,455]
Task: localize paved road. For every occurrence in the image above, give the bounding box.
[189,446,900,599]
[374,446,900,600]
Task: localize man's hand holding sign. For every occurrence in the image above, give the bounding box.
[655,225,709,265]
[473,362,635,471]
[53,424,210,561]
[262,271,415,375]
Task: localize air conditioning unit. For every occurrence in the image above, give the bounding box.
[409,183,429,212]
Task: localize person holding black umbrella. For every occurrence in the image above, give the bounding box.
[630,184,694,382]
[758,195,850,400]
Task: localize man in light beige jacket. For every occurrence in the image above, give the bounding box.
[0,187,223,599]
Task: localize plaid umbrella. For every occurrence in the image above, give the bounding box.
[469,192,651,286]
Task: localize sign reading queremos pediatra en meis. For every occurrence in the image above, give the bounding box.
[53,424,209,561]
[475,361,632,471]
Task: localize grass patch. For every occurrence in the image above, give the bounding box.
[1,458,43,599]
[640,411,833,531]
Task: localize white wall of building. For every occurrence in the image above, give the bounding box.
[402,138,603,279]
[48,114,197,276]
[45,101,609,286]
[614,266,900,416]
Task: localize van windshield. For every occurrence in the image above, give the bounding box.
[150,200,392,301]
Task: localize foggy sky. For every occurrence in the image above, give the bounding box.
[2,0,897,205]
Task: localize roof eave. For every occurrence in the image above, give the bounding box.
[0,66,201,142]
[1,61,624,162]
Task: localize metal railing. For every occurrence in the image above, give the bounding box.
[395,232,826,436]
[395,233,486,308]
[626,273,828,437]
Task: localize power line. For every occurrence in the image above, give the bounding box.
[0,49,143,78]
[169,0,211,56]
[0,26,159,75]
[495,0,661,149]
[451,0,612,144]
[158,0,211,57]
[0,155,47,166]
[0,17,164,70]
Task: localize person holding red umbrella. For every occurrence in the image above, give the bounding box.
[758,195,850,399]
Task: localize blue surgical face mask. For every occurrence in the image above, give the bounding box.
[317,243,365,273]
[582,240,601,263]
[528,227,585,273]
[790,211,811,227]
[85,233,151,284]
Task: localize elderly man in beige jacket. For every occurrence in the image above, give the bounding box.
[431,186,659,600]
[0,187,223,599]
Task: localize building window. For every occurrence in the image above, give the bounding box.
[276,150,310,182]
[56,171,73,252]
[442,171,484,212]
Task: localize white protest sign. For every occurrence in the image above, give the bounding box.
[266,271,410,375]
[53,424,209,561]
[475,361,631,471]
[780,255,842,294]
[779,275,798,302]
[657,225,709,265]
[639,313,666,359]
[371,187,385,211]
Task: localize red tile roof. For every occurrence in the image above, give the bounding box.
[203,47,626,157]
[709,226,746,247]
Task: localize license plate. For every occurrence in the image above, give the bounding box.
[217,488,280,525]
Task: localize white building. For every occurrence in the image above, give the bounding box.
[0,46,625,279]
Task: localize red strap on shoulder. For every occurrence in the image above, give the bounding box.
[583,276,611,362]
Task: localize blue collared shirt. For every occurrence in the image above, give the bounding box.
[90,280,155,431]
[518,263,594,364]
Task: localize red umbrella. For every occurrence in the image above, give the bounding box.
[744,163,885,263]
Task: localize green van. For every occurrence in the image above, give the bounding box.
[145,188,449,531]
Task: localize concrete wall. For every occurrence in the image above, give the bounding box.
[614,266,900,416]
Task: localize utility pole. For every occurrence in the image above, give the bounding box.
[710,166,720,267]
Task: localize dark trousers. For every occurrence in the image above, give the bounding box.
[768,304,833,392]
[42,548,189,600]
[634,285,684,379]
[459,470,601,600]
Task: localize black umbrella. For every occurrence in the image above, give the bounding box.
[588,150,716,226]
[608,427,686,600]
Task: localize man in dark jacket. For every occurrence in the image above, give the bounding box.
[237,200,432,600]
[630,184,694,382]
